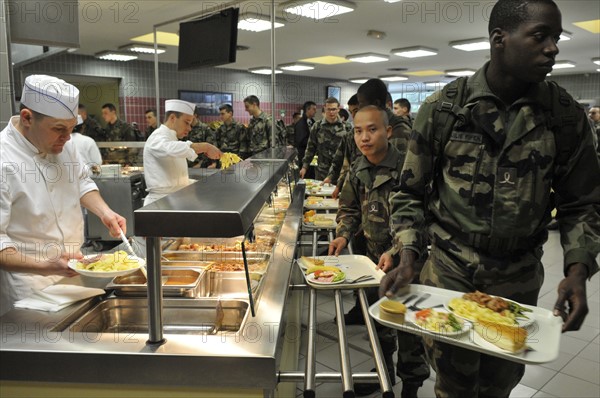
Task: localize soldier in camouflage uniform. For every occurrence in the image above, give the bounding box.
[329,106,430,397]
[242,95,284,158]
[187,108,217,168]
[216,104,244,155]
[101,103,137,164]
[382,1,600,397]
[78,104,106,141]
[299,97,352,180]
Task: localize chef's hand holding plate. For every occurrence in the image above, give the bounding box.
[328,237,347,256]
[554,262,588,332]
[380,249,417,298]
[42,251,82,277]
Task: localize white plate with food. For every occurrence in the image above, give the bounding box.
[306,271,346,285]
[297,256,344,271]
[446,291,535,327]
[68,251,145,278]
[472,320,529,354]
[406,308,471,336]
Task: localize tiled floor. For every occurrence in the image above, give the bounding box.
[290,230,600,397]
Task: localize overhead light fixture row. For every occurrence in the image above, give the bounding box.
[249,67,283,75]
[391,46,438,58]
[450,38,490,52]
[552,61,576,69]
[592,58,600,66]
[279,62,315,71]
[238,14,284,32]
[349,77,369,84]
[119,44,166,54]
[379,75,408,82]
[282,0,356,20]
[445,68,476,77]
[95,51,138,62]
[346,52,389,63]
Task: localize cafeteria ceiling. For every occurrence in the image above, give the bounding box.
[76,0,600,83]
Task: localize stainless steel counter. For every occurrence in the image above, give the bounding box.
[0,155,304,391]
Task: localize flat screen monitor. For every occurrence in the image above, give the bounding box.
[178,7,239,71]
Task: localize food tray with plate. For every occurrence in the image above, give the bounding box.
[302,213,337,230]
[304,197,339,210]
[298,255,385,289]
[107,268,205,297]
[368,284,562,364]
[305,183,336,197]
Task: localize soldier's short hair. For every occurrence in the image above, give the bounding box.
[102,103,117,113]
[219,104,234,114]
[78,104,87,110]
[302,101,316,113]
[325,97,339,106]
[145,108,157,116]
[394,98,411,112]
[164,111,183,121]
[489,0,558,34]
[347,94,359,107]
[355,105,389,127]
[243,95,260,106]
[357,79,388,109]
[338,108,350,122]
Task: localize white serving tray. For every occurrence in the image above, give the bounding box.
[298,255,385,289]
[369,284,562,365]
[302,213,337,230]
[305,183,336,197]
[304,198,339,210]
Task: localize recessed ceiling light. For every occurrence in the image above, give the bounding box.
[559,31,572,41]
[425,82,448,90]
[346,52,389,63]
[592,58,600,66]
[384,0,402,3]
[130,32,179,46]
[95,51,138,62]
[300,55,352,65]
[119,44,166,54]
[391,46,438,58]
[445,68,477,77]
[552,61,576,69]
[238,14,284,32]
[282,1,355,20]
[405,70,445,77]
[379,75,408,82]
[449,38,490,51]
[573,19,600,34]
[349,78,369,84]
[279,62,315,71]
[249,67,283,75]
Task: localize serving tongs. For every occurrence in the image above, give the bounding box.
[119,228,147,279]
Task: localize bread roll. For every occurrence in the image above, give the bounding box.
[474,320,527,352]
[379,300,406,324]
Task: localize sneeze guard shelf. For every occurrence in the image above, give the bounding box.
[135,157,288,345]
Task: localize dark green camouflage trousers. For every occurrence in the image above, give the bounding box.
[420,224,545,398]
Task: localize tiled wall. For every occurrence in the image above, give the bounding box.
[16,53,359,131]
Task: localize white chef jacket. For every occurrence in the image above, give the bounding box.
[0,116,98,315]
[142,124,198,205]
[70,132,102,168]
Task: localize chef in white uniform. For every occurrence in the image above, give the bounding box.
[143,99,221,205]
[0,75,127,316]
[71,115,102,172]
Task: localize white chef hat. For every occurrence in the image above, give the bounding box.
[76,115,84,125]
[165,99,195,116]
[20,75,79,119]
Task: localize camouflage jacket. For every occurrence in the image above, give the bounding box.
[81,117,106,141]
[337,145,404,260]
[388,109,412,159]
[243,112,284,157]
[216,121,244,154]
[105,119,137,142]
[145,125,157,139]
[302,117,352,179]
[390,64,600,276]
[326,132,361,186]
[187,122,216,167]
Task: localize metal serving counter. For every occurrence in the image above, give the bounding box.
[0,148,304,396]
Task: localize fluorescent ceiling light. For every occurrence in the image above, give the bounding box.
[425,81,448,90]
[405,70,444,77]
[238,14,284,32]
[130,32,179,46]
[384,0,402,3]
[279,62,315,71]
[379,75,408,82]
[95,51,138,62]
[391,46,438,58]
[552,61,576,69]
[349,78,369,84]
[450,38,490,51]
[282,1,355,20]
[445,68,476,77]
[592,58,600,66]
[559,31,572,41]
[573,19,600,34]
[346,52,389,63]
[300,55,351,65]
[249,67,283,75]
[119,44,166,54]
